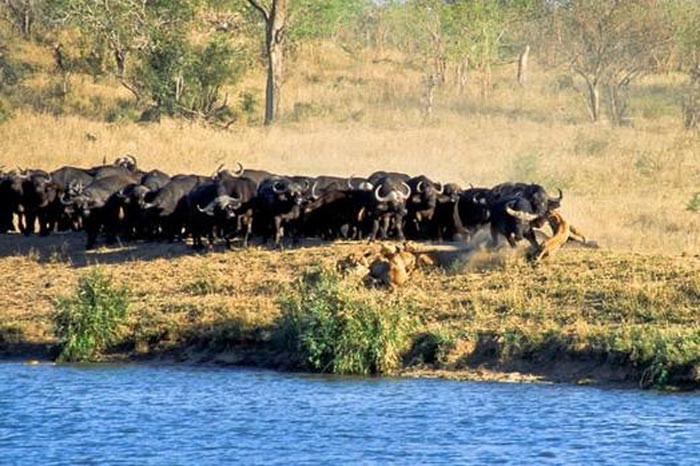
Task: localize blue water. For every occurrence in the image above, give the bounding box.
[1,364,699,465]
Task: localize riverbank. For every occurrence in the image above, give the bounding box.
[1,233,699,390]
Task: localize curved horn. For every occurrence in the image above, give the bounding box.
[213,163,225,178]
[311,181,320,199]
[272,181,286,194]
[551,188,563,202]
[127,154,137,165]
[374,185,391,203]
[197,199,218,216]
[416,181,424,193]
[234,162,244,175]
[60,193,73,206]
[434,182,444,194]
[506,205,540,223]
[399,182,411,199]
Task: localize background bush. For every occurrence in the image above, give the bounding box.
[53,269,130,362]
[277,269,413,375]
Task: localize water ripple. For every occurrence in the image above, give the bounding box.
[1,364,699,465]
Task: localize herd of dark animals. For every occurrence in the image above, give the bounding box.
[0,155,567,253]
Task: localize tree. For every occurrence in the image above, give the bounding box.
[441,0,509,97]
[247,0,287,125]
[668,0,700,129]
[552,0,672,125]
[288,0,368,43]
[0,0,44,39]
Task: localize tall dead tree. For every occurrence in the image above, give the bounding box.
[685,61,700,130]
[248,0,287,126]
[1,0,41,39]
[553,0,671,125]
[517,44,530,86]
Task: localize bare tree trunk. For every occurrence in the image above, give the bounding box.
[517,45,530,86]
[266,29,284,124]
[114,48,126,78]
[2,0,34,39]
[456,57,469,94]
[684,61,700,130]
[423,74,438,120]
[608,83,630,127]
[53,42,70,96]
[436,55,446,84]
[249,0,287,126]
[480,62,492,100]
[582,78,601,123]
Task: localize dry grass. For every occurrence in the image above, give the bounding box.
[2,110,699,254]
[3,42,699,254]
[1,41,700,386]
[1,235,699,386]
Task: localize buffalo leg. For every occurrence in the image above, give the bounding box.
[23,211,36,236]
[242,217,252,248]
[274,216,284,248]
[369,218,381,242]
[394,214,406,241]
[379,215,391,239]
[524,229,540,252]
[489,225,501,249]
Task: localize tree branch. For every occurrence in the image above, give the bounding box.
[247,0,269,22]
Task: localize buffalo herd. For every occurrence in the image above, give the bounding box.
[0,156,566,252]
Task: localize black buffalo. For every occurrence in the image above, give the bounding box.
[255,177,306,247]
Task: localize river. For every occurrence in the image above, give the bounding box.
[1,363,699,465]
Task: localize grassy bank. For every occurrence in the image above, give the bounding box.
[2,39,699,389]
[1,233,699,390]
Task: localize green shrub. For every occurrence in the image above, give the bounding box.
[612,327,700,389]
[573,131,613,158]
[182,266,233,296]
[0,99,11,124]
[105,99,138,123]
[277,269,413,375]
[687,193,700,213]
[53,269,130,362]
[405,331,456,366]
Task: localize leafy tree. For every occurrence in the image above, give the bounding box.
[551,0,672,125]
[668,0,700,129]
[0,0,45,39]
[52,0,197,79]
[247,0,287,125]
[289,0,368,42]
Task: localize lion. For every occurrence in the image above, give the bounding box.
[534,210,588,261]
[337,242,437,289]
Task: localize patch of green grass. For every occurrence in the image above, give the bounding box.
[277,268,414,375]
[686,192,700,212]
[612,327,700,389]
[0,99,11,124]
[405,330,457,367]
[182,266,233,296]
[53,269,130,362]
[634,151,663,178]
[573,131,613,158]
